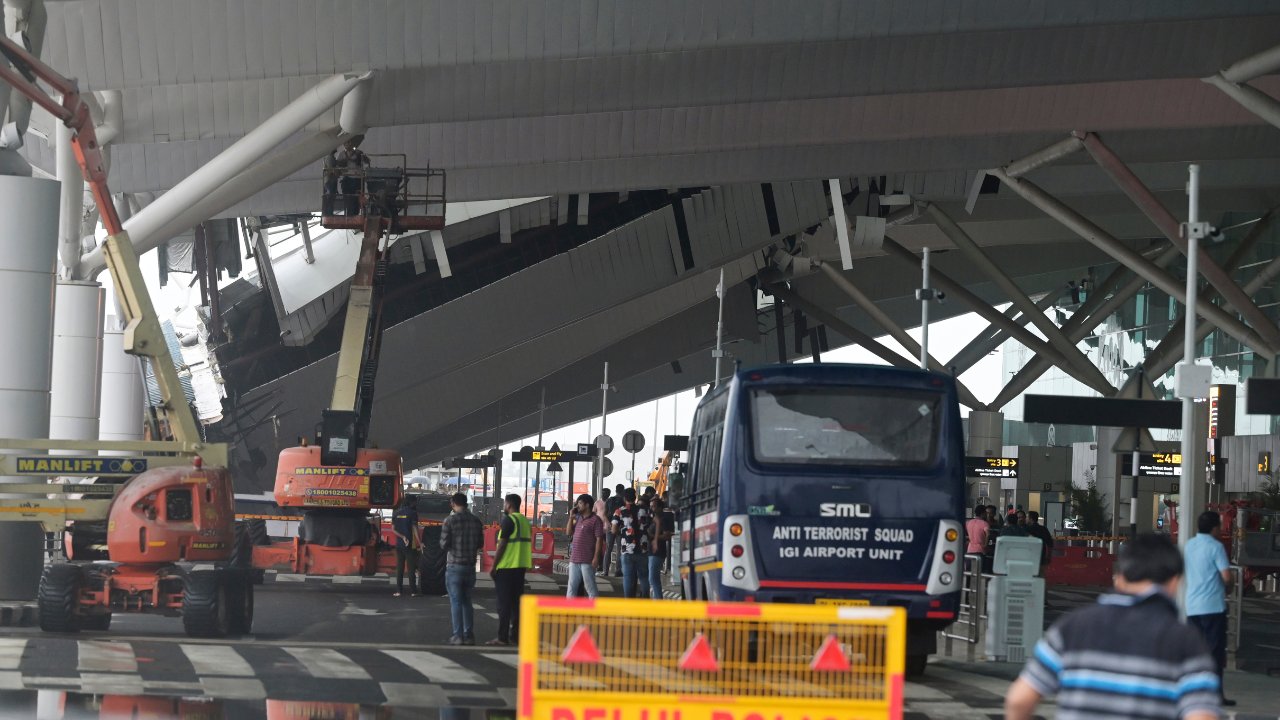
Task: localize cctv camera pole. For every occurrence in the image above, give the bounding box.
[713,269,726,387]
[919,247,931,370]
[1177,165,1202,556]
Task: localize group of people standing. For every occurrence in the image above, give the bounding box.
[385,491,533,647]
[566,483,676,600]
[965,502,1055,574]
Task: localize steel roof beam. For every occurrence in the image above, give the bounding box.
[1144,209,1280,378]
[925,202,1113,392]
[945,286,1067,375]
[809,260,986,410]
[988,168,1276,359]
[989,241,1181,411]
[879,237,1115,396]
[1079,131,1280,349]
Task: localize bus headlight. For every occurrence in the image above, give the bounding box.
[732,567,746,579]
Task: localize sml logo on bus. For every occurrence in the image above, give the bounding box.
[819,503,871,518]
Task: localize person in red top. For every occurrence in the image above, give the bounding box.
[965,502,991,576]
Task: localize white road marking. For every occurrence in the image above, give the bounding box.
[0,671,21,690]
[282,648,372,680]
[339,602,384,616]
[381,682,449,707]
[485,613,499,619]
[904,683,953,700]
[201,677,267,699]
[381,650,486,684]
[480,653,519,668]
[180,644,255,676]
[77,641,137,673]
[0,639,26,670]
[275,574,306,582]
[472,603,485,610]
[332,576,362,584]
[79,673,144,695]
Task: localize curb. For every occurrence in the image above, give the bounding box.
[0,603,37,627]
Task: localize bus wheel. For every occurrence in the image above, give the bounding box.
[905,654,928,677]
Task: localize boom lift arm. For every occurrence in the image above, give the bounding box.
[0,33,202,446]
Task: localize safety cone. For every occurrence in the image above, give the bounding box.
[561,625,602,663]
[809,633,851,672]
[678,632,720,672]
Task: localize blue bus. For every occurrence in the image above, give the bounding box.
[679,364,965,675]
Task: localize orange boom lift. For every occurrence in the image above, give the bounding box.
[0,35,247,636]
[251,152,445,576]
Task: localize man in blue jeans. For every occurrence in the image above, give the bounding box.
[610,488,648,598]
[1184,511,1236,706]
[439,492,484,645]
[647,498,675,599]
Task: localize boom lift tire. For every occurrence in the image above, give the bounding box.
[182,570,231,638]
[418,525,447,596]
[228,522,266,584]
[80,566,112,631]
[223,569,254,635]
[38,563,85,633]
[246,518,270,546]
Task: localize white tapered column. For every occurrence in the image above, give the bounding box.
[99,311,145,446]
[0,175,61,599]
[49,281,105,443]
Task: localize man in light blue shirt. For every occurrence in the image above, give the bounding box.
[1183,510,1234,707]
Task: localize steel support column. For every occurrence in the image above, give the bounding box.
[880,238,1114,396]
[1080,132,1280,348]
[925,202,1113,391]
[989,168,1276,359]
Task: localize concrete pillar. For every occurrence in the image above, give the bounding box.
[966,410,1003,506]
[0,175,61,599]
[49,281,105,443]
[99,312,145,446]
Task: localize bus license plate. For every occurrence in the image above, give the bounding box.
[814,598,870,607]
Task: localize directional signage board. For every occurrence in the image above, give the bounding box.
[1120,452,1183,477]
[965,456,1017,478]
[512,449,594,463]
[1246,377,1280,414]
[1023,394,1182,429]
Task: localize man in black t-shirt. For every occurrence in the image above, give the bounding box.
[1026,511,1055,576]
[647,498,676,600]
[390,496,421,597]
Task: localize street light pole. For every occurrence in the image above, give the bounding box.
[598,362,609,500]
[1178,165,1203,557]
[713,269,726,386]
[919,248,931,370]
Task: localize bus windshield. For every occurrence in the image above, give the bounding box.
[751,386,941,467]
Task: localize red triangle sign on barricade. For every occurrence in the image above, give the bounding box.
[561,625,602,663]
[678,632,720,672]
[809,633,851,672]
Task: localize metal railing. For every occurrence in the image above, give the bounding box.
[941,553,989,660]
[1227,564,1243,670]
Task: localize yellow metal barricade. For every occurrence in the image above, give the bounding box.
[517,597,905,720]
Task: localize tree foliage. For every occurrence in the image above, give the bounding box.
[1067,474,1110,533]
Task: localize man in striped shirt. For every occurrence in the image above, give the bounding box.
[1006,533,1221,720]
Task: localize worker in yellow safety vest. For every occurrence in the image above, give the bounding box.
[487,493,532,646]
